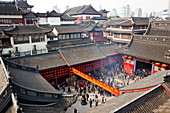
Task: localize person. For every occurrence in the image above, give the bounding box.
[96,97,98,106]
[74,108,77,113]
[68,86,71,92]
[93,95,95,101]
[102,95,105,103]
[89,98,92,108]
[63,84,65,92]
[86,93,89,101]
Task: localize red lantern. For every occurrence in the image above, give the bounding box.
[123,56,127,59]
[155,63,160,66]
[161,64,167,68]
[128,56,132,60]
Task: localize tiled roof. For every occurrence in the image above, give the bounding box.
[47,10,63,17]
[60,44,106,66]
[54,25,84,34]
[97,43,118,56]
[17,0,33,8]
[0,2,23,15]
[8,63,59,93]
[10,52,67,70]
[24,11,36,18]
[9,43,119,70]
[91,17,107,20]
[117,36,170,64]
[35,13,47,17]
[147,26,170,36]
[47,38,94,48]
[132,17,149,26]
[104,18,133,26]
[3,25,52,36]
[80,23,96,32]
[64,5,101,16]
[60,14,77,21]
[99,9,109,13]
[87,70,169,113]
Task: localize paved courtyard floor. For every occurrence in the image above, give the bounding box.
[65,75,136,113]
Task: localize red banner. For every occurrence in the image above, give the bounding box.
[124,62,133,73]
[153,70,158,74]
[72,68,120,96]
[120,86,156,93]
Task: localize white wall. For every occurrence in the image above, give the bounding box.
[37,17,47,25]
[72,14,100,19]
[2,48,13,54]
[60,21,74,24]
[0,15,22,18]
[48,17,61,25]
[11,35,48,56]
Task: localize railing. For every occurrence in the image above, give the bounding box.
[12,83,62,102]
[32,39,40,43]
[0,57,9,82]
[14,41,29,44]
[115,85,165,113]
[3,58,78,103]
[3,58,37,72]
[0,85,12,112]
[0,45,12,48]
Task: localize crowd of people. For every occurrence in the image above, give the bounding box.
[51,62,152,110]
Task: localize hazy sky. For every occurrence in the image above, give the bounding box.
[2,0,169,14]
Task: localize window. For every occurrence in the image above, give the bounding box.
[163,39,166,41]
[63,34,66,39]
[66,34,69,39]
[59,35,62,40]
[71,34,74,39]
[155,38,157,40]
[14,36,29,44]
[20,51,31,56]
[37,49,46,54]
[74,34,77,38]
[26,18,34,24]
[78,34,80,38]
[40,35,45,41]
[32,36,40,42]
[86,16,90,20]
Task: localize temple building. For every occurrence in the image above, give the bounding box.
[47,23,107,47]
[0,57,78,113]
[1,25,52,57]
[0,0,35,26]
[64,5,101,23]
[91,9,109,23]
[103,17,149,46]
[35,10,77,26]
[117,20,170,75]
[9,43,121,84]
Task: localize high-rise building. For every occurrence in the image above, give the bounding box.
[120,4,131,17]
[134,8,142,17]
[162,9,169,19]
[143,12,148,17]
[53,5,60,13]
[109,8,118,17]
[169,0,170,11]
